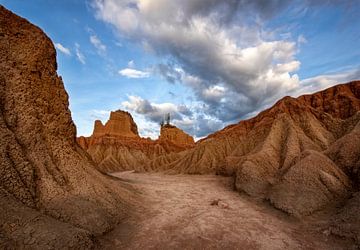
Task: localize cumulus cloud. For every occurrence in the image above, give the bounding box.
[121,95,224,137]
[119,68,150,78]
[293,67,360,97]
[122,95,192,123]
[75,43,86,64]
[93,0,300,120]
[54,43,71,56]
[92,0,358,137]
[156,63,182,84]
[90,34,107,55]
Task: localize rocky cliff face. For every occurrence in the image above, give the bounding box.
[159,124,195,147]
[77,110,195,172]
[156,81,360,243]
[0,6,136,248]
[93,110,139,138]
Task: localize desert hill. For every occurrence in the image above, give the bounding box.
[152,81,360,242]
[77,110,194,172]
[0,6,138,248]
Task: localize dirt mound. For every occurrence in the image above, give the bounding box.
[78,110,194,172]
[0,6,137,248]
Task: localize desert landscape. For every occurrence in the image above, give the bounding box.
[1,2,360,250]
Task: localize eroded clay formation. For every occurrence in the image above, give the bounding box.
[93,110,139,138]
[0,6,137,248]
[77,110,194,172]
[155,81,360,243]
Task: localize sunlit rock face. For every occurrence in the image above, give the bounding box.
[93,110,139,138]
[77,110,195,172]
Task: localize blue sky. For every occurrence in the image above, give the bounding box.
[1,0,359,140]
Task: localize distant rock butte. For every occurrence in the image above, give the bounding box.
[93,110,139,138]
[77,110,195,172]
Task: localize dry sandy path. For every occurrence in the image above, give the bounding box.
[97,172,349,249]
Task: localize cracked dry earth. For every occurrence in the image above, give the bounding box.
[97,172,350,249]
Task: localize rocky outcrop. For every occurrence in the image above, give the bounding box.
[93,110,139,138]
[0,6,137,248]
[159,124,195,147]
[77,111,195,172]
[157,82,360,222]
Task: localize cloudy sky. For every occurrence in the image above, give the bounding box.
[2,0,360,139]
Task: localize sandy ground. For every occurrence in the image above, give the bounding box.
[96,171,351,249]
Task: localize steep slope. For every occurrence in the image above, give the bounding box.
[0,6,137,248]
[158,82,360,219]
[78,110,194,172]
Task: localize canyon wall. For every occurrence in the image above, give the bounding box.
[0,6,137,248]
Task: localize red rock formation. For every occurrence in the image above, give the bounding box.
[77,110,195,172]
[93,110,139,138]
[159,124,195,147]
[0,6,136,248]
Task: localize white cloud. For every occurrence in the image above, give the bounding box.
[122,95,192,122]
[297,34,307,45]
[75,43,86,64]
[128,60,135,68]
[92,0,358,137]
[202,85,226,102]
[291,68,360,97]
[80,97,220,139]
[118,68,150,78]
[121,95,225,137]
[54,43,71,56]
[90,34,107,54]
[93,0,301,122]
